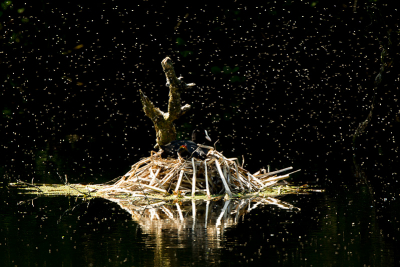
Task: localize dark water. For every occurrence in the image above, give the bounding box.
[2,163,399,267]
[2,1,400,266]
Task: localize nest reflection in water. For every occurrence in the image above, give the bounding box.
[111,196,300,234]
[10,147,315,236]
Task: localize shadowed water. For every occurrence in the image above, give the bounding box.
[2,172,398,266]
[2,1,400,266]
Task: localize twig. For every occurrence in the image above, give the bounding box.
[204,159,211,198]
[142,184,167,194]
[191,158,197,197]
[213,139,220,150]
[135,173,151,207]
[231,159,244,191]
[215,159,232,197]
[260,167,293,178]
[148,168,161,186]
[17,196,40,205]
[175,169,184,192]
[247,172,264,187]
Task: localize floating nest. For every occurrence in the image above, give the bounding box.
[97,145,300,199]
[9,146,303,204]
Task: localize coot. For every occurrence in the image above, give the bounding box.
[177,145,191,159]
[160,128,212,160]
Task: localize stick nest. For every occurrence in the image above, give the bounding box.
[99,146,300,199]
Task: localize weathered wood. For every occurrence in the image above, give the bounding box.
[160,162,184,185]
[247,172,264,187]
[139,57,194,146]
[215,159,233,197]
[264,169,301,183]
[231,159,244,190]
[192,158,197,197]
[204,159,211,197]
[175,170,184,192]
[142,184,167,193]
[161,57,192,120]
[149,168,161,186]
[257,167,293,179]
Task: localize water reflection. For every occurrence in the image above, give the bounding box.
[3,179,399,267]
[106,197,300,242]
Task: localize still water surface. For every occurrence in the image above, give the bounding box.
[1,170,398,267]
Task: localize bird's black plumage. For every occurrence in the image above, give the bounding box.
[177,145,191,159]
[160,128,211,160]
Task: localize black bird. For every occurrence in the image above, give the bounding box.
[177,145,191,159]
[160,128,212,160]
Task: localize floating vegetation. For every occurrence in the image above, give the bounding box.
[10,181,102,197]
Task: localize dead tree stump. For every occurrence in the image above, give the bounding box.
[139,57,195,147]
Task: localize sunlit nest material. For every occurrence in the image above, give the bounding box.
[98,145,300,199]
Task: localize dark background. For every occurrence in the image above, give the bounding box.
[2,1,400,266]
[1,1,399,189]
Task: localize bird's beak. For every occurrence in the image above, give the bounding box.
[205,130,212,142]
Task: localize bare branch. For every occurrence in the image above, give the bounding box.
[139,57,195,146]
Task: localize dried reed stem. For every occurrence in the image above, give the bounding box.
[192,158,197,197]
[204,159,211,197]
[175,170,184,192]
[105,148,298,198]
[215,159,232,197]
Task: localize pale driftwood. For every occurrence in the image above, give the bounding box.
[160,162,184,185]
[215,159,233,197]
[149,168,161,186]
[247,172,264,187]
[256,166,294,179]
[239,172,257,191]
[204,159,211,197]
[264,169,301,183]
[192,158,197,197]
[142,184,167,193]
[175,170,184,192]
[230,159,244,190]
[149,169,164,189]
